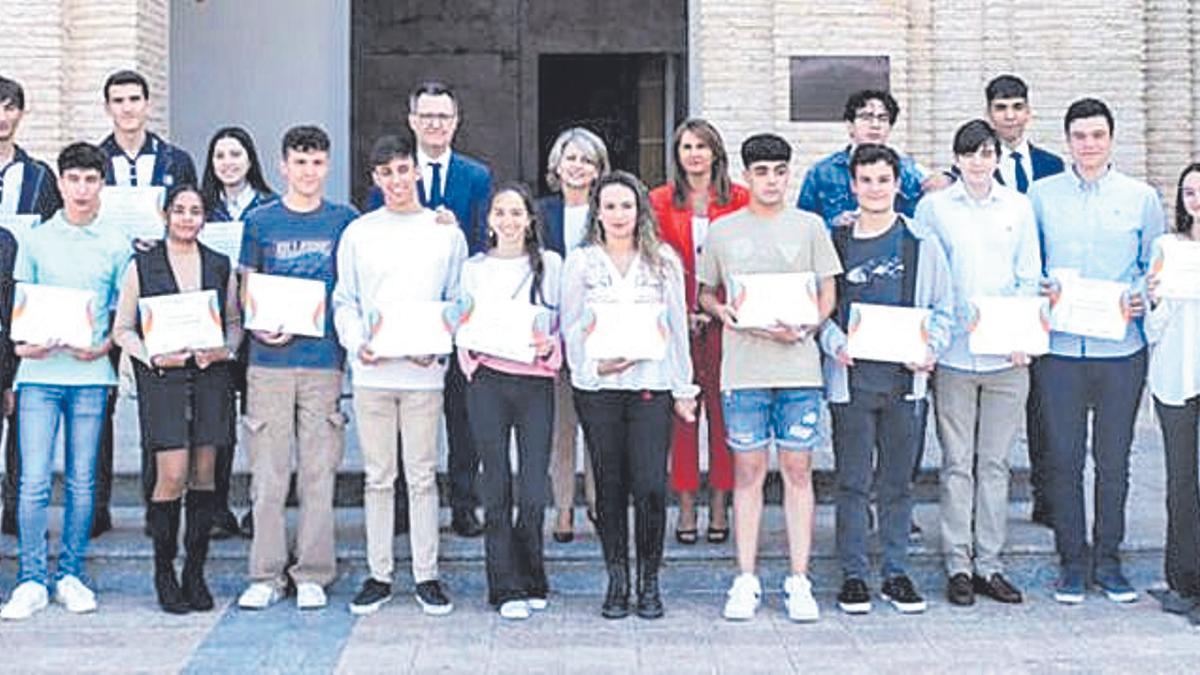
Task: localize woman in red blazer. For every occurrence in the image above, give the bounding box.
[649,119,749,545]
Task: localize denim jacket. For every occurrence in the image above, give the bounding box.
[797,146,926,228]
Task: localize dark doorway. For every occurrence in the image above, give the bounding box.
[538,54,670,194]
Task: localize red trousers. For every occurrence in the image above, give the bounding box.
[670,326,734,492]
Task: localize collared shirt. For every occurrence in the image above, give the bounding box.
[222,185,259,222]
[796,145,926,228]
[1028,166,1166,358]
[99,131,197,189]
[416,148,452,203]
[998,139,1034,192]
[14,210,131,387]
[916,181,1041,372]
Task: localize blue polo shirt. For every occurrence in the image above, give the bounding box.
[13,210,131,387]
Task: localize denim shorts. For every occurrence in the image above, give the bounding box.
[721,387,824,452]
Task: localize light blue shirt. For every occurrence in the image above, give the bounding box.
[14,210,131,386]
[916,181,1041,372]
[1028,166,1165,358]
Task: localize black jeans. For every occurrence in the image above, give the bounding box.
[1036,351,1146,575]
[1025,360,1050,510]
[446,358,478,511]
[1153,395,1200,597]
[2,392,18,515]
[467,367,554,605]
[574,389,671,573]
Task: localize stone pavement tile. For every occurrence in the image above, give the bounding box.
[334,644,418,674]
[715,646,795,674]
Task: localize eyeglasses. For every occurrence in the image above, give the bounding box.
[414,112,456,126]
[854,112,892,125]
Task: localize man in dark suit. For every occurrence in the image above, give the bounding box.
[985,74,1065,529]
[367,81,492,537]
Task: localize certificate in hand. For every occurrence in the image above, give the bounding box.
[138,290,226,357]
[728,272,818,329]
[1151,237,1200,300]
[1049,272,1129,341]
[0,214,39,249]
[455,294,551,364]
[966,296,1050,356]
[198,221,244,263]
[99,186,166,241]
[582,301,668,362]
[11,283,96,349]
[845,303,931,364]
[243,272,327,337]
[366,300,455,357]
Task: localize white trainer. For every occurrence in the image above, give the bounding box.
[722,573,762,621]
[783,573,820,623]
[238,582,284,610]
[296,583,327,610]
[499,600,531,620]
[527,597,548,611]
[1,581,49,621]
[54,575,97,614]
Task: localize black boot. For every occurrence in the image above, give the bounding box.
[148,500,188,614]
[635,503,665,619]
[599,518,630,619]
[182,490,216,611]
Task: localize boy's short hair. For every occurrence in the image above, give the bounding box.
[843,89,900,125]
[369,133,416,167]
[281,125,331,157]
[408,80,457,113]
[985,74,1028,104]
[57,142,108,177]
[1064,98,1114,135]
[740,133,792,166]
[953,119,1001,156]
[0,76,25,110]
[103,69,149,102]
[849,143,900,180]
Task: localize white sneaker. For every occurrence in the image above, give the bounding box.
[296,583,327,610]
[783,574,820,623]
[1,581,49,621]
[499,599,531,620]
[722,573,762,621]
[54,575,97,614]
[238,582,284,610]
[527,597,548,611]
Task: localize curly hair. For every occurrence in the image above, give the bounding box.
[583,171,667,277]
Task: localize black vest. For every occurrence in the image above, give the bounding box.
[829,219,920,332]
[134,241,230,340]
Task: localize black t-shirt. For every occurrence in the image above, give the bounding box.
[841,220,910,395]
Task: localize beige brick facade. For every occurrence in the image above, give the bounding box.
[0,0,169,164]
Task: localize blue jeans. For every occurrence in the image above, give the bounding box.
[721,388,824,452]
[17,384,109,586]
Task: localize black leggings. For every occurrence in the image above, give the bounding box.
[1154,395,1200,597]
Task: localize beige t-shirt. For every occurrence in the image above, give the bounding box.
[697,207,842,390]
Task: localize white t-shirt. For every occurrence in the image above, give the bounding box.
[563,204,589,252]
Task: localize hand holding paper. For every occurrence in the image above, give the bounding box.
[138,290,226,358]
[845,303,932,364]
[11,283,97,350]
[966,296,1050,357]
[728,272,818,330]
[582,301,668,362]
[243,272,327,338]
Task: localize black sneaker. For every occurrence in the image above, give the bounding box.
[881,575,927,614]
[349,579,393,616]
[415,580,454,616]
[837,578,872,614]
[210,510,242,540]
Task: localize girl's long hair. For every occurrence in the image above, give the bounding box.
[1175,163,1200,234]
[584,171,667,277]
[200,126,274,214]
[669,118,733,210]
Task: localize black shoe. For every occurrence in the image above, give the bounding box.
[90,508,113,538]
[451,508,483,538]
[239,511,254,539]
[602,567,630,620]
[1031,503,1053,528]
[972,573,1023,604]
[209,509,241,540]
[1,507,15,536]
[635,561,663,620]
[415,580,453,616]
[393,509,410,536]
[947,573,975,606]
[837,578,872,614]
[908,520,923,543]
[881,575,926,614]
[1188,604,1200,626]
[349,578,393,616]
[148,500,188,614]
[552,529,574,544]
[182,491,216,611]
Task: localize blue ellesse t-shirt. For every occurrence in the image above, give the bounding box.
[239,199,357,369]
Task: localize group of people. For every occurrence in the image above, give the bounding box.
[0,67,1198,629]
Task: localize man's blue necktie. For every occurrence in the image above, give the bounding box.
[1012,151,1029,193]
[429,161,444,208]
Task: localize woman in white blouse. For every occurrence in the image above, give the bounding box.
[561,171,697,620]
[1145,162,1200,622]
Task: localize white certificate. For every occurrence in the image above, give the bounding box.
[11,283,96,349]
[198,220,244,263]
[583,301,668,362]
[137,290,226,357]
[1049,270,1129,340]
[367,300,454,357]
[99,186,166,241]
[455,294,551,364]
[243,272,326,337]
[845,303,931,364]
[967,296,1050,356]
[728,272,818,329]
[1152,237,1200,300]
[0,214,39,250]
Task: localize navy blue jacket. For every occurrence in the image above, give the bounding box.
[99,131,197,189]
[366,151,493,254]
[535,194,567,257]
[994,142,1065,192]
[206,190,278,223]
[0,228,17,390]
[2,146,62,221]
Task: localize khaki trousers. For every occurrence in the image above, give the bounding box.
[549,370,595,512]
[354,387,443,584]
[245,367,345,588]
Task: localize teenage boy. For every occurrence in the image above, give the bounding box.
[819,144,953,615]
[334,133,466,616]
[236,126,357,612]
[916,120,1040,606]
[0,143,130,620]
[1029,98,1164,605]
[698,134,841,623]
[984,74,1065,529]
[0,74,62,536]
